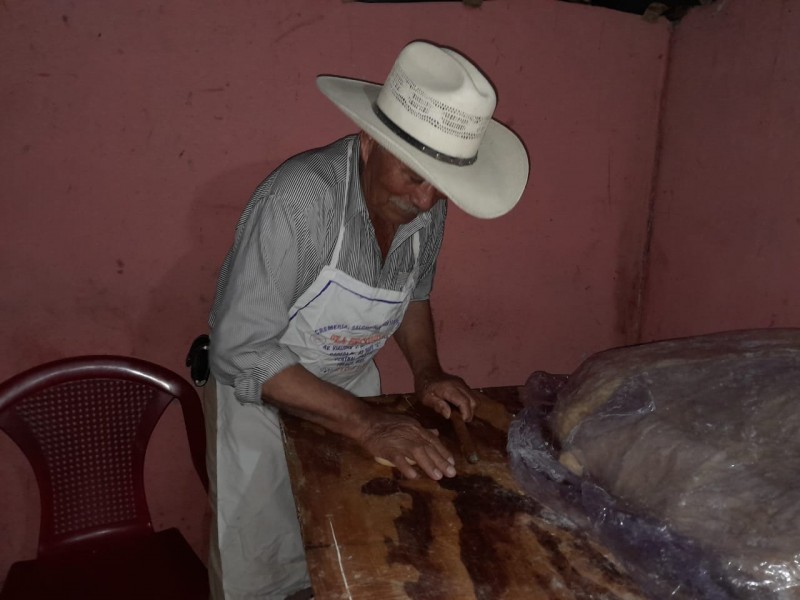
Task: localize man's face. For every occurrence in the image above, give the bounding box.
[359,132,446,226]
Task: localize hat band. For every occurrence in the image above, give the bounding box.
[373,104,477,167]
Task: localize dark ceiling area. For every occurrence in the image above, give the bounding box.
[557,0,716,22]
[350,0,716,22]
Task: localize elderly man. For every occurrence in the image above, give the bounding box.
[205,40,528,599]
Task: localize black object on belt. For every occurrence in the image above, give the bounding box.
[186,334,210,387]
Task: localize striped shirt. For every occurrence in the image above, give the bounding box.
[208,135,447,404]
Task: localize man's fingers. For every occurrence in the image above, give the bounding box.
[387,453,422,480]
[457,389,479,421]
[376,447,454,481]
[364,415,455,481]
[433,399,452,419]
[412,442,456,480]
[421,377,479,422]
[433,385,476,422]
[460,395,476,422]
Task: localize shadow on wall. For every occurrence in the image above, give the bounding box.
[132,161,280,377]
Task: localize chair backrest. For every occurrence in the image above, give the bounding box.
[0,355,208,558]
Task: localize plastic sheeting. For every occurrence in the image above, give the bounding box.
[507,329,800,599]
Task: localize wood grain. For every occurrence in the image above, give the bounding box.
[282,387,645,600]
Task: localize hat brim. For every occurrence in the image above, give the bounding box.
[317,76,529,219]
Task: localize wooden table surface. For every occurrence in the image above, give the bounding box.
[282,386,645,600]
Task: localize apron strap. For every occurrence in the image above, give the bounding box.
[329,142,354,268]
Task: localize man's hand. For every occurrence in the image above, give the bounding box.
[355,410,457,481]
[392,301,480,423]
[415,372,479,422]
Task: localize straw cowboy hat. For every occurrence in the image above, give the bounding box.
[317,40,529,219]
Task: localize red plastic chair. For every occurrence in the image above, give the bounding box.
[0,356,209,600]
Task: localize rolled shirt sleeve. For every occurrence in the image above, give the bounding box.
[210,201,298,402]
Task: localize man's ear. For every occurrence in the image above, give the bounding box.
[358,131,375,163]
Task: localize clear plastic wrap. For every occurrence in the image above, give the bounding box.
[507,329,800,599]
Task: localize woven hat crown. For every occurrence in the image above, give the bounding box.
[375,42,497,165]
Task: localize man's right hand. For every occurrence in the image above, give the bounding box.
[355,410,457,481]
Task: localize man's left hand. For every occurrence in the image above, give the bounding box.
[415,372,479,422]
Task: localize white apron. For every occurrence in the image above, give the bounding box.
[208,167,421,599]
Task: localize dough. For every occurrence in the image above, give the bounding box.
[374,456,417,468]
[550,328,800,595]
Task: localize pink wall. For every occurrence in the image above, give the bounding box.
[642,0,800,339]
[0,0,668,581]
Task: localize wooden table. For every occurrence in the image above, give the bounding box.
[282,386,645,600]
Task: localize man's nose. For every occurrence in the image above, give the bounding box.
[411,182,443,211]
